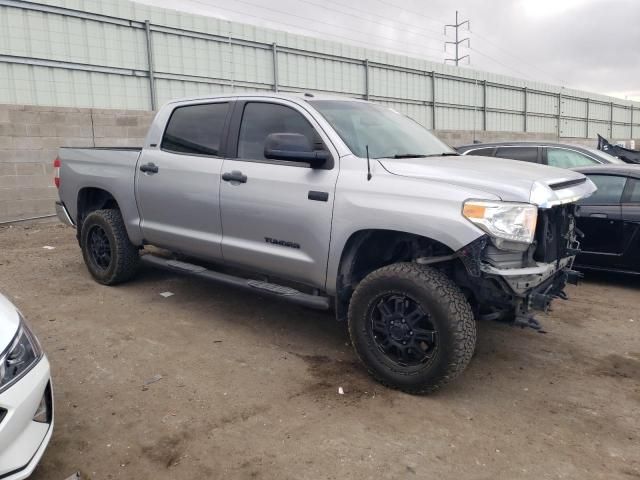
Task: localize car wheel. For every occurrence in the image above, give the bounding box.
[348,262,476,394]
[80,209,140,285]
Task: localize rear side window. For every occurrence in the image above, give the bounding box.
[162,103,229,156]
[466,147,494,157]
[547,148,598,168]
[237,102,320,161]
[626,179,640,203]
[581,175,627,205]
[495,147,538,163]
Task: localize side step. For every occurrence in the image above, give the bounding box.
[141,255,331,311]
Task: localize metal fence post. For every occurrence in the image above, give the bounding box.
[585,98,590,138]
[272,43,279,92]
[557,92,561,139]
[431,71,436,130]
[610,102,614,138]
[523,87,527,133]
[363,59,369,100]
[631,106,634,140]
[144,20,156,111]
[482,80,487,131]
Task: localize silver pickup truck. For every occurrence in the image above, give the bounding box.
[54,93,596,393]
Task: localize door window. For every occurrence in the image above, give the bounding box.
[162,103,229,156]
[237,102,321,162]
[626,178,640,203]
[547,148,598,168]
[466,147,494,157]
[495,147,538,162]
[580,175,627,205]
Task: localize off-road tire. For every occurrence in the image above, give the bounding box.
[80,209,140,285]
[348,262,476,394]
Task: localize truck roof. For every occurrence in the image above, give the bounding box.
[165,91,363,105]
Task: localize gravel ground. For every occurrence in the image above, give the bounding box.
[1,221,639,480]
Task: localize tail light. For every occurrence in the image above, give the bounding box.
[53,157,61,188]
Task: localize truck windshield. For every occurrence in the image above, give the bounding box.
[309,100,455,159]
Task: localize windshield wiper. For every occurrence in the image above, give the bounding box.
[374,152,461,159]
[423,152,460,157]
[389,153,429,159]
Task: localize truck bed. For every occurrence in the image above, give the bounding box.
[57,146,144,241]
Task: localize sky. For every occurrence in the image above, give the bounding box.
[135,0,640,101]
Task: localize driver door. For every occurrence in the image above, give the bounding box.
[219,100,339,288]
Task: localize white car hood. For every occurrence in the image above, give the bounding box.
[0,294,20,353]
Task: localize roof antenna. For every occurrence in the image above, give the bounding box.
[366,145,372,181]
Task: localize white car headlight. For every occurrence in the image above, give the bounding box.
[0,315,43,394]
[462,200,538,245]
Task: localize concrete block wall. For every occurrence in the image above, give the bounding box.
[1,104,638,224]
[0,104,154,223]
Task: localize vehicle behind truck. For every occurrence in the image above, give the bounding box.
[54,93,596,393]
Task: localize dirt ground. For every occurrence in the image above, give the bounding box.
[0,221,638,480]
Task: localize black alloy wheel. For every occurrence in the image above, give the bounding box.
[369,293,438,367]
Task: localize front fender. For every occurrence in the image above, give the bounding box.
[324,163,494,295]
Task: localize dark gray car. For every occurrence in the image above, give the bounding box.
[457,141,626,169]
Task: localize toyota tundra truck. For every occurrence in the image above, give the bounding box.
[54,93,596,393]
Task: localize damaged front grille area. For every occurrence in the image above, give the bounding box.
[533,204,578,264]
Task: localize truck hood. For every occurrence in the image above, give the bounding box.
[0,294,20,353]
[379,155,597,207]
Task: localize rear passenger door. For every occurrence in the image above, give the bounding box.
[136,101,231,260]
[219,99,339,288]
[494,146,540,163]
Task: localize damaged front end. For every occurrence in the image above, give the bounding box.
[456,203,584,331]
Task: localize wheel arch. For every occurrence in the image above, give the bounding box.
[76,187,120,230]
[332,228,457,320]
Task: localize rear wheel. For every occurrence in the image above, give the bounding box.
[80,209,140,285]
[348,263,476,394]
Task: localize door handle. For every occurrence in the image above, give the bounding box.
[222,171,247,184]
[589,213,608,219]
[140,162,159,174]
[308,191,329,202]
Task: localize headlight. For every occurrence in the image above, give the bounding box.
[0,315,43,393]
[463,200,538,245]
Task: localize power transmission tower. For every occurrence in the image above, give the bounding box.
[444,11,470,66]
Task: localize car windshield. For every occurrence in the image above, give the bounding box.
[583,147,626,164]
[309,100,455,159]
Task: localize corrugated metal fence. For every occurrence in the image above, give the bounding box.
[1,0,639,139]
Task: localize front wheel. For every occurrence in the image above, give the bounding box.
[348,263,477,394]
[80,209,140,285]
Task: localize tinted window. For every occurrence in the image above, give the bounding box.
[627,179,640,203]
[466,147,494,157]
[581,175,627,205]
[162,103,229,156]
[547,148,598,168]
[495,147,538,163]
[238,102,320,161]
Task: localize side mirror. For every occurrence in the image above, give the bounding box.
[264,133,329,168]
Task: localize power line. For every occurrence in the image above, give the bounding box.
[469,29,565,85]
[185,0,446,61]
[293,0,447,45]
[369,0,448,27]
[469,47,534,80]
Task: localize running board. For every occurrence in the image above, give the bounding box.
[141,255,331,310]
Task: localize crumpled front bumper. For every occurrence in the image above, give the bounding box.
[480,256,573,296]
